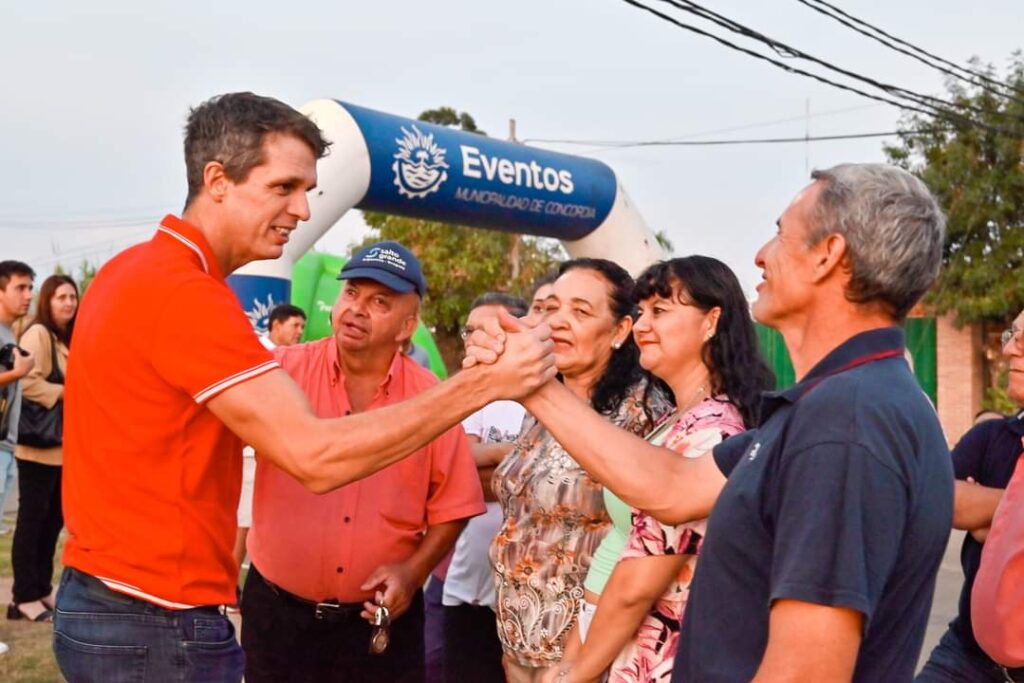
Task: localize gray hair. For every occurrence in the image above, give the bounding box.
[808,163,946,320]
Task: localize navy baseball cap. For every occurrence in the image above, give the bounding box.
[338,241,427,297]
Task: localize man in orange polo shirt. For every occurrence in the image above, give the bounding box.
[53,92,555,683]
[242,241,484,682]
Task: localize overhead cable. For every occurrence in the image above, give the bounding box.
[528,129,940,148]
[652,0,1019,124]
[618,0,1016,137]
[794,0,1024,100]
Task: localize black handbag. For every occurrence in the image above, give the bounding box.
[17,329,64,449]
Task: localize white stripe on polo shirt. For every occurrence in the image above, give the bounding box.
[193,360,279,404]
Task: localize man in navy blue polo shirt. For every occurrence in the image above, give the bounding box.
[917,309,1024,682]
[503,163,951,682]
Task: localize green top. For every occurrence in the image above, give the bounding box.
[582,486,633,595]
[582,416,678,596]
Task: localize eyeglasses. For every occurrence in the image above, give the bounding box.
[1002,326,1023,347]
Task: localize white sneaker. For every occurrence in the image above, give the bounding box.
[0,641,9,655]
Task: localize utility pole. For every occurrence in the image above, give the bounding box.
[508,118,521,282]
[804,98,810,176]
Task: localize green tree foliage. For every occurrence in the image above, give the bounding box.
[53,260,98,295]
[359,107,564,370]
[885,55,1024,325]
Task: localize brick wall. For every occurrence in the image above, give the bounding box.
[936,314,984,446]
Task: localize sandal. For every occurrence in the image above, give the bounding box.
[6,603,53,623]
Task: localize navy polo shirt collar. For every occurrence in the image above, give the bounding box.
[759,326,906,424]
[1008,410,1024,436]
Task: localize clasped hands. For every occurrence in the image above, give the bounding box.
[461,309,558,403]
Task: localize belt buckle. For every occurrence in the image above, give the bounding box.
[314,602,341,621]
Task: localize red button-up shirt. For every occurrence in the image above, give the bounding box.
[247,337,484,602]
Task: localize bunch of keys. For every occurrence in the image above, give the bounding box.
[369,604,390,655]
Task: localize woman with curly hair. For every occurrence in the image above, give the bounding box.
[490,258,672,682]
[543,256,773,683]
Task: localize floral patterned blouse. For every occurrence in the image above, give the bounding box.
[490,379,672,668]
[608,395,745,683]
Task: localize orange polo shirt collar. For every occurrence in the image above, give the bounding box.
[157,214,226,281]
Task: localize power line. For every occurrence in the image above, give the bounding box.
[523,103,881,147]
[618,0,1018,138]
[0,215,163,231]
[528,129,937,148]
[795,0,1024,100]
[650,0,1019,125]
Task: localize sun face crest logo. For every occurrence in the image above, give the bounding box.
[246,293,276,334]
[392,125,449,199]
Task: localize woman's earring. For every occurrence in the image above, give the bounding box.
[612,341,622,350]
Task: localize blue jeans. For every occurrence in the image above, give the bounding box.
[0,447,16,524]
[916,628,1007,682]
[53,568,244,683]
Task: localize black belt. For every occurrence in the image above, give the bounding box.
[253,566,363,623]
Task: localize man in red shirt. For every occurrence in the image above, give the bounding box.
[242,241,484,682]
[53,92,554,683]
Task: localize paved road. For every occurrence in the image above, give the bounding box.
[919,528,965,671]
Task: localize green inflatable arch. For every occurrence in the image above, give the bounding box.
[290,251,448,379]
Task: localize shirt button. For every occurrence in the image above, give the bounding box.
[344,516,351,523]
[336,566,344,573]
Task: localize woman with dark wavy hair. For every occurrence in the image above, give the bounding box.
[545,256,773,683]
[490,258,672,682]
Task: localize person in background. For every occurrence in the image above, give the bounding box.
[524,272,557,326]
[940,312,1024,682]
[437,292,530,683]
[260,303,306,350]
[0,261,35,535]
[241,242,485,682]
[546,256,772,683]
[234,303,308,572]
[916,313,1024,681]
[8,274,78,623]
[490,259,672,682]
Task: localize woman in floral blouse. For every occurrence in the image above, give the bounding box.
[490,258,672,682]
[544,256,774,683]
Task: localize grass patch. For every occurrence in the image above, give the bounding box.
[0,512,65,682]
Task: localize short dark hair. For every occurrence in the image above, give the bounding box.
[183,92,330,208]
[34,274,79,346]
[0,261,35,291]
[268,304,306,331]
[469,293,528,319]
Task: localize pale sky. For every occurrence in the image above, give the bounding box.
[2,0,1021,296]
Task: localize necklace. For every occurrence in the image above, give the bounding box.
[653,381,709,436]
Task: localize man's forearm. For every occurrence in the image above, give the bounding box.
[405,519,467,585]
[954,480,1004,530]
[214,368,498,494]
[523,381,719,524]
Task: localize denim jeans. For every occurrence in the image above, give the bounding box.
[53,568,244,683]
[916,628,1008,682]
[0,447,16,525]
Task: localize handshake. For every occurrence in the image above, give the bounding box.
[460,310,558,403]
